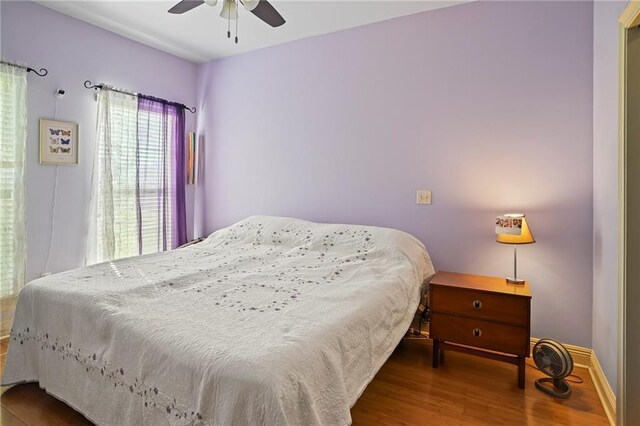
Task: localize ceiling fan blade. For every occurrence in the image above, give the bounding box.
[249,0,285,27]
[168,0,205,14]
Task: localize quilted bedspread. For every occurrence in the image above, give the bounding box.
[2,216,434,425]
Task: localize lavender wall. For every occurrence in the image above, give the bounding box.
[592,0,626,395]
[0,1,198,282]
[195,1,595,347]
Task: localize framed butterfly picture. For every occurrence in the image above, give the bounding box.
[39,119,79,165]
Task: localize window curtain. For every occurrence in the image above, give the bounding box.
[136,95,187,254]
[0,62,27,299]
[88,90,187,264]
[87,89,139,264]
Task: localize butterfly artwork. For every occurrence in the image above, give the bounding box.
[40,119,78,165]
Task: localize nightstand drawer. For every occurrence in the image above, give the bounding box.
[430,313,529,356]
[431,285,529,327]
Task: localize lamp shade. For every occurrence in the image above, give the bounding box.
[496,214,535,244]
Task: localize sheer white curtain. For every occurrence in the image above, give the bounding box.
[0,62,27,299]
[137,98,177,254]
[87,89,139,264]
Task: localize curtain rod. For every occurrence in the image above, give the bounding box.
[83,80,196,114]
[1,60,48,77]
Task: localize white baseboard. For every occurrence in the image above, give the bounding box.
[589,351,616,426]
[529,338,615,426]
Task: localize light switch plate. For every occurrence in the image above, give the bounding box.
[416,190,432,205]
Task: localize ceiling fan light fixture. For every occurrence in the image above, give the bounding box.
[243,0,260,12]
[167,0,285,31]
[220,0,238,20]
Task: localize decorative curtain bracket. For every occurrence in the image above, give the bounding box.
[84,80,101,90]
[27,67,48,77]
[1,60,48,77]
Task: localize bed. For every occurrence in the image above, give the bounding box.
[2,216,434,425]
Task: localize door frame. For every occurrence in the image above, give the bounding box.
[618,3,640,425]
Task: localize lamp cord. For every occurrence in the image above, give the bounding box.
[43,99,60,274]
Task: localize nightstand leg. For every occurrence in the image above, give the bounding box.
[518,357,525,389]
[432,340,440,368]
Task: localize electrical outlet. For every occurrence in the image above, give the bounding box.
[416,190,432,205]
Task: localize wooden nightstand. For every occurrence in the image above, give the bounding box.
[429,271,532,389]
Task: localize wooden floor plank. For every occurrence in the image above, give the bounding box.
[1,384,92,426]
[0,339,9,356]
[0,406,26,426]
[0,339,608,425]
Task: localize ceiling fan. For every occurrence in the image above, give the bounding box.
[168,0,285,43]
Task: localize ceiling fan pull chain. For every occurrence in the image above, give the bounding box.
[227,1,231,38]
[235,0,239,44]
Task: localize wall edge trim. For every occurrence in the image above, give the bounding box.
[590,350,617,426]
[619,1,640,27]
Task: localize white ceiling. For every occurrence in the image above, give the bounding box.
[37,0,470,63]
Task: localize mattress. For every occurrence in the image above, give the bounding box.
[2,216,434,425]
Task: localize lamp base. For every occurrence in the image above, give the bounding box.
[506,277,525,285]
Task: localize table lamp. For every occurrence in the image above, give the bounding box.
[495,214,535,285]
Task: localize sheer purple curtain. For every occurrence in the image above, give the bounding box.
[136,96,187,253]
[172,106,187,248]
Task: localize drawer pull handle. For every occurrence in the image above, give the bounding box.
[472,328,482,337]
[472,300,482,309]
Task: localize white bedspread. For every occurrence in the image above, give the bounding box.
[2,216,434,425]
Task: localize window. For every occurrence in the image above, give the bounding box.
[137,103,175,255]
[0,63,27,299]
[88,90,183,264]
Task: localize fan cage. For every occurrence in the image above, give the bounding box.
[533,338,573,379]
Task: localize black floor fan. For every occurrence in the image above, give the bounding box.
[532,338,574,398]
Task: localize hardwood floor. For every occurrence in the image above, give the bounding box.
[0,338,608,425]
[0,338,7,378]
[1,296,17,337]
[352,339,607,425]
